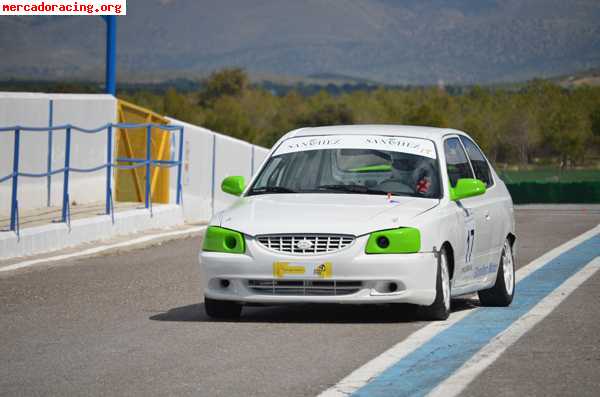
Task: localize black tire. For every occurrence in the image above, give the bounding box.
[419,248,451,321]
[204,297,242,319]
[478,239,515,307]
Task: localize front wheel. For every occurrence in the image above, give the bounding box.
[419,248,451,321]
[478,239,515,307]
[204,297,242,319]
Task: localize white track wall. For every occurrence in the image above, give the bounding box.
[0,93,116,217]
[167,117,269,223]
[51,94,115,208]
[0,93,269,223]
[0,93,49,214]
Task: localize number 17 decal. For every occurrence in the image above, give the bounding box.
[465,212,475,265]
[466,228,475,263]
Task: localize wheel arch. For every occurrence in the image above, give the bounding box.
[441,241,455,281]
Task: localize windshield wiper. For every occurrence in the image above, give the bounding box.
[247,186,297,195]
[316,184,389,195]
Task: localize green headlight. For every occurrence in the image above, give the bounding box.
[365,227,421,254]
[202,226,246,254]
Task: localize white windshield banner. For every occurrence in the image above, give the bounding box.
[274,135,436,159]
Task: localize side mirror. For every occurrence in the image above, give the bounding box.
[221,176,245,196]
[450,178,486,201]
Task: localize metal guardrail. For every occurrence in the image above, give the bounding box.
[0,123,184,237]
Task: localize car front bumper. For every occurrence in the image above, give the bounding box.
[199,235,438,306]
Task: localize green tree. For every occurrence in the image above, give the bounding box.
[112,68,600,167]
[404,104,447,128]
[342,89,389,123]
[462,114,495,156]
[541,100,590,167]
[298,103,355,127]
[164,88,184,115]
[203,96,253,141]
[591,107,600,138]
[256,91,310,147]
[500,106,538,164]
[199,68,249,106]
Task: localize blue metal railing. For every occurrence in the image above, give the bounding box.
[1,123,184,236]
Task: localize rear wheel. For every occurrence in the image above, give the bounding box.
[204,297,242,319]
[478,239,515,307]
[420,248,451,321]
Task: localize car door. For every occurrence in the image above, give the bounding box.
[443,136,492,287]
[459,135,505,279]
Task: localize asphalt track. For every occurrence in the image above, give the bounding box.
[1,206,599,396]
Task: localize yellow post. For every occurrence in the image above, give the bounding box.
[115,99,171,204]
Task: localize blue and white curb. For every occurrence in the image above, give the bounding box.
[320,225,600,397]
[429,255,600,397]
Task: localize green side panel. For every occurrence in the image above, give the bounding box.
[506,182,600,204]
[348,164,392,173]
[221,176,245,196]
[202,226,245,254]
[365,227,421,254]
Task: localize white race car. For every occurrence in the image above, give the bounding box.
[199,125,516,320]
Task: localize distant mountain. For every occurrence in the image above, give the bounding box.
[1,0,599,85]
[553,68,600,87]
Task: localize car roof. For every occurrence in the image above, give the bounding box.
[284,124,469,142]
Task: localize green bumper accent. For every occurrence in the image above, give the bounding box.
[365,227,421,254]
[202,226,246,254]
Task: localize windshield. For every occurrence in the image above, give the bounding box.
[248,135,441,199]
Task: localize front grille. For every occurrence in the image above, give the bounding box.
[247,279,363,296]
[256,234,355,255]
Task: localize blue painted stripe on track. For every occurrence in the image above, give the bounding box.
[354,234,600,397]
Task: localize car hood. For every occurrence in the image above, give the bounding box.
[218,193,439,236]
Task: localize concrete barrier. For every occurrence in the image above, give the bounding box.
[50,94,116,207]
[0,205,184,260]
[0,93,116,217]
[0,93,54,214]
[213,134,253,213]
[166,116,269,222]
[165,119,214,223]
[1,93,270,261]
[1,93,269,225]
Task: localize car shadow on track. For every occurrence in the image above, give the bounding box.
[149,297,480,324]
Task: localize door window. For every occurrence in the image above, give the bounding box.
[444,137,474,187]
[460,136,493,187]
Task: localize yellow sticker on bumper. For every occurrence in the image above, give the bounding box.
[313,262,332,278]
[273,262,305,278]
[272,262,332,278]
